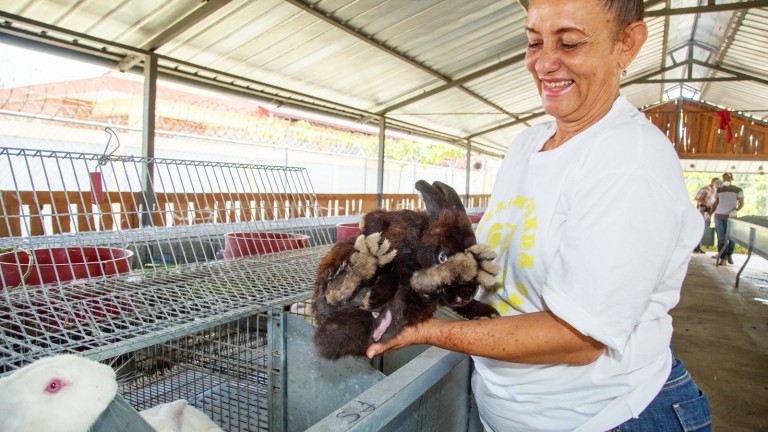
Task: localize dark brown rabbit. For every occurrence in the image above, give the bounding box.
[311,180,499,360]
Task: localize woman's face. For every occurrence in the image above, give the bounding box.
[525,0,624,126]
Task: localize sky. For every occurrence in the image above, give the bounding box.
[0,41,110,88]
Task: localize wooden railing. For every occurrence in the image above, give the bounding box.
[0,191,490,237]
[644,100,767,159]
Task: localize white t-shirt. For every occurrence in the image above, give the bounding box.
[472,95,703,432]
[712,186,744,218]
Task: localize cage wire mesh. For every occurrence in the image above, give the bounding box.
[119,312,284,432]
[0,141,334,431]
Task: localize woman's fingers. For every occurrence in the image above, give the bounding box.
[366,321,426,358]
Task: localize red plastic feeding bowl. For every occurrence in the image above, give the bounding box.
[468,212,485,224]
[0,247,134,289]
[336,222,362,243]
[223,232,310,259]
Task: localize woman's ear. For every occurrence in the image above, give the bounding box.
[619,21,648,70]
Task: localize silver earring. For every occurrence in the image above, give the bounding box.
[622,68,628,77]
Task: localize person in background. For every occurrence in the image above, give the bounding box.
[693,177,720,253]
[365,0,711,430]
[710,172,744,265]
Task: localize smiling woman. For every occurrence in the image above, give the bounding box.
[523,0,647,150]
[365,0,713,431]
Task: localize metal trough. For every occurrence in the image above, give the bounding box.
[727,216,768,288]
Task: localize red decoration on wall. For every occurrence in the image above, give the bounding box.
[717,110,733,143]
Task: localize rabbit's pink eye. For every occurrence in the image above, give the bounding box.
[45,379,64,394]
[438,252,448,263]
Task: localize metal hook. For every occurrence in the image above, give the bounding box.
[100,127,121,165]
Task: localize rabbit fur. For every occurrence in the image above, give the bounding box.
[312,180,500,359]
[139,399,223,432]
[0,354,118,432]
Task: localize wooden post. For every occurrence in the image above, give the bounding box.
[0,191,21,237]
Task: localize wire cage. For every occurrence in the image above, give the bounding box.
[118,312,285,431]
[0,139,334,431]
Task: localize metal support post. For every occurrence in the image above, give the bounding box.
[141,53,158,227]
[377,117,386,208]
[465,139,472,208]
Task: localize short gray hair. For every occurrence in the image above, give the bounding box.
[600,0,644,30]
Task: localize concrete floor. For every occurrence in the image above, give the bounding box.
[672,252,768,431]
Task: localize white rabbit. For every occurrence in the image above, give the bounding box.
[139,399,223,432]
[0,354,118,432]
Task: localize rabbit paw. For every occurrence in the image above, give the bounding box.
[325,233,397,305]
[466,244,500,288]
[410,243,499,294]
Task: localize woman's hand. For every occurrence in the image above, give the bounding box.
[366,319,429,358]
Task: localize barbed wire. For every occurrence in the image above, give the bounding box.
[0,74,495,169]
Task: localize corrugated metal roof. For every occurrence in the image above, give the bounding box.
[0,0,766,158]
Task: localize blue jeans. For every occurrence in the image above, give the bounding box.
[611,357,712,431]
[714,217,733,258]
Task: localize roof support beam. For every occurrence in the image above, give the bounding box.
[378,53,526,115]
[646,1,768,17]
[521,1,679,14]
[644,0,668,10]
[281,0,521,121]
[143,0,232,51]
[117,0,232,71]
[691,59,768,87]
[624,62,689,84]
[282,0,444,83]
[0,11,140,60]
[520,0,672,13]
[687,1,703,79]
[467,111,547,139]
[634,77,743,84]
[701,8,749,97]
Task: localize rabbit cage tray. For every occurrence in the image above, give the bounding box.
[0,146,334,363]
[0,247,329,366]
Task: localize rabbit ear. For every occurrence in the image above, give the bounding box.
[415,180,447,223]
[432,181,466,212]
